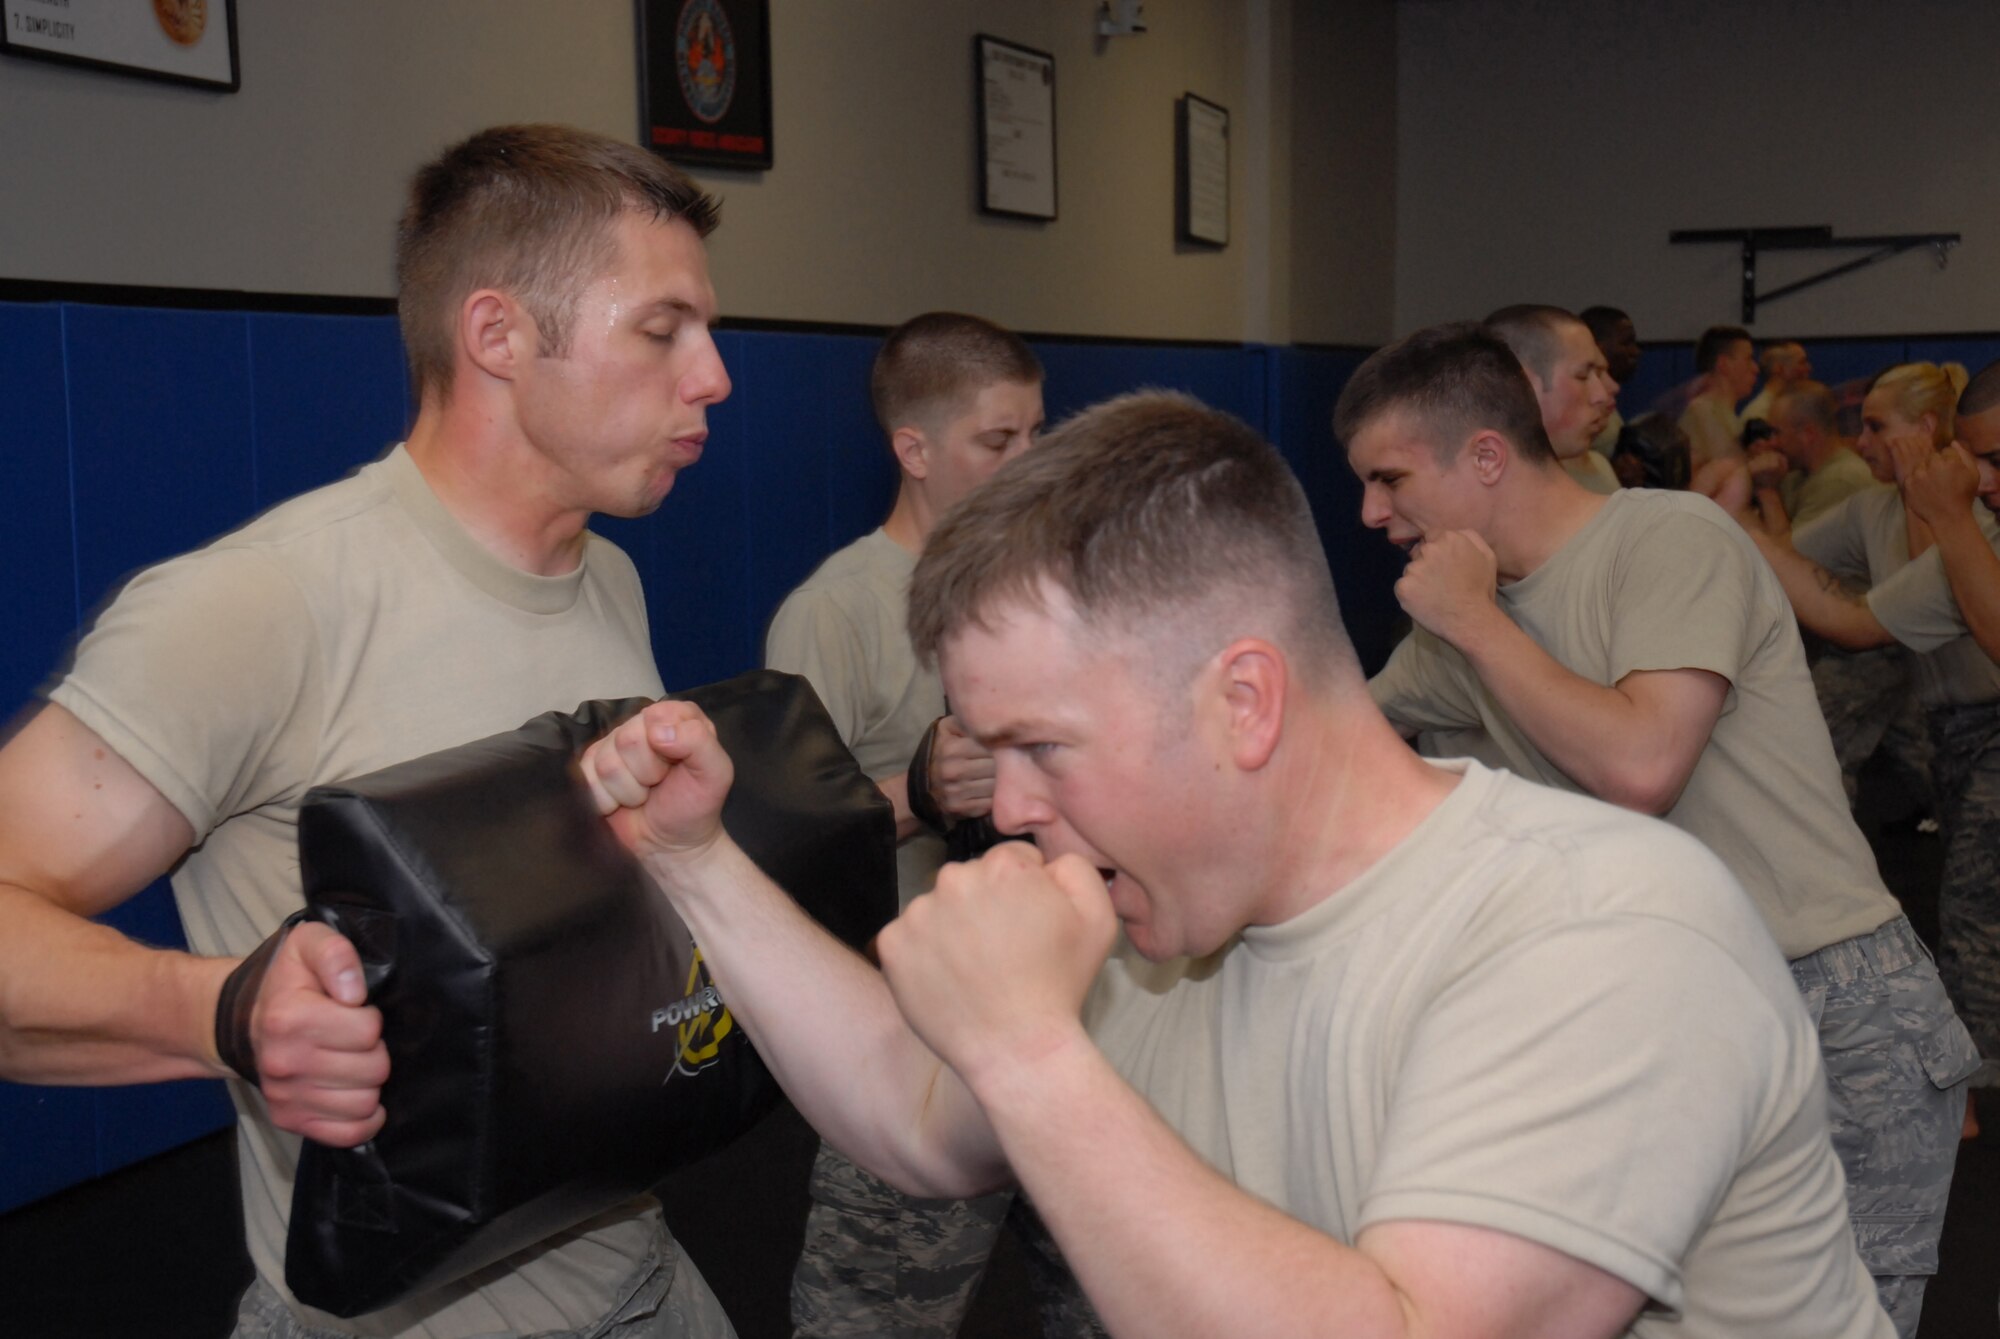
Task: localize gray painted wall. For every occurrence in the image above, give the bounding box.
[1393,0,2000,340]
[0,1,1398,343]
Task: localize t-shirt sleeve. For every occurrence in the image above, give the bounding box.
[1791,495,1869,583]
[1368,629,1484,733]
[1606,509,1762,688]
[765,585,872,746]
[47,547,322,837]
[1360,912,1785,1313]
[1868,548,1970,653]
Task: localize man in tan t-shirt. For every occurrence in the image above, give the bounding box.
[1486,304,1621,494]
[765,312,1049,1339]
[1678,324,1759,468]
[0,126,738,1337]
[1344,322,1975,1337]
[583,390,1894,1339]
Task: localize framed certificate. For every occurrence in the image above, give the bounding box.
[1177,93,1228,247]
[975,34,1056,222]
[0,0,240,91]
[638,0,774,170]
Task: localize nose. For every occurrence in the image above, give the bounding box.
[1360,484,1391,531]
[1595,371,1618,407]
[683,335,732,406]
[990,755,1055,837]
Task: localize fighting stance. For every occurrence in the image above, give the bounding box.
[586,391,1893,1338]
[1349,324,1976,1337]
[764,311,1050,1338]
[1702,360,2000,1102]
[0,126,736,1336]
[1485,305,1621,493]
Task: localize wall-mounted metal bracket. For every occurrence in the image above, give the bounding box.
[1668,225,1959,324]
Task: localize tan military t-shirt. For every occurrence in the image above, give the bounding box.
[1564,447,1622,495]
[53,447,675,1338]
[1086,761,1889,1339]
[766,527,948,907]
[1797,491,2000,708]
[1370,489,1898,959]
[1786,447,1878,526]
[1678,395,1743,470]
[1866,511,2000,708]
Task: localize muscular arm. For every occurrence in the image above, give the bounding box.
[0,704,387,1143]
[1394,532,1728,815]
[1742,527,1897,650]
[0,703,221,1083]
[1447,613,1729,815]
[1928,510,2000,662]
[586,702,1007,1197]
[1900,443,2000,662]
[879,824,1646,1339]
[970,1029,1641,1339]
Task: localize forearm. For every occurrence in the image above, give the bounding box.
[0,884,232,1084]
[641,838,1005,1195]
[1447,614,1689,813]
[1931,513,2000,661]
[1747,530,1894,649]
[972,1028,1412,1339]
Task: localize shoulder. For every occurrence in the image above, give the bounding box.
[1454,770,1777,966]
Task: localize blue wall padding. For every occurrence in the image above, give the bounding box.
[1266,347,1406,676]
[247,313,411,508]
[0,303,77,711]
[14,293,2000,1213]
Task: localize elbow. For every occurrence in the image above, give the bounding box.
[1596,758,1692,818]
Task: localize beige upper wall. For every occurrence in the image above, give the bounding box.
[0,1,1396,344]
[1394,0,2000,341]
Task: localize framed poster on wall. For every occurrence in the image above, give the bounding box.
[1177,93,1228,247]
[975,34,1056,221]
[638,0,774,170]
[0,0,240,92]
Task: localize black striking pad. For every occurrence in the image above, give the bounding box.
[284,670,895,1318]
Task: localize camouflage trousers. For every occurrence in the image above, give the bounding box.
[790,1142,1108,1339]
[1930,701,2000,1087]
[1814,646,1933,807]
[1790,915,1981,1339]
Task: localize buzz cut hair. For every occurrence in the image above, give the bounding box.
[397,123,720,402]
[1333,320,1558,465]
[869,312,1043,437]
[1579,306,1630,342]
[1959,360,2000,418]
[907,390,1358,693]
[1694,325,1753,374]
[1771,380,1837,433]
[1483,304,1585,388]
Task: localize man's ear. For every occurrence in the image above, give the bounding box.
[1215,638,1286,772]
[892,426,931,480]
[1467,429,1512,485]
[460,289,535,384]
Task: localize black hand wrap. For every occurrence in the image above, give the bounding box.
[214,908,311,1086]
[905,716,949,834]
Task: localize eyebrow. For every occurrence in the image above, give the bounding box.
[634,297,718,327]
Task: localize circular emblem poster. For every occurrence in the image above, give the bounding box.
[641,0,773,169]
